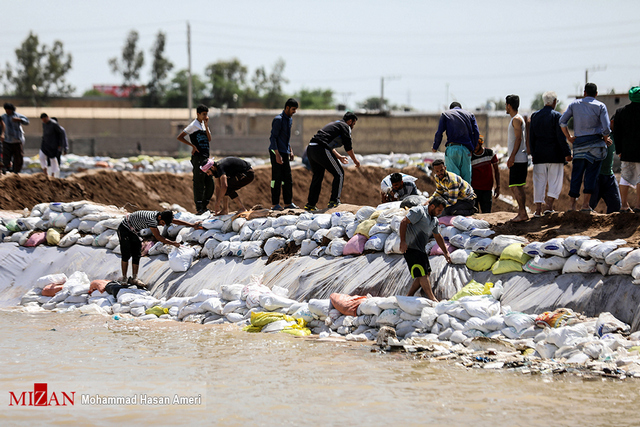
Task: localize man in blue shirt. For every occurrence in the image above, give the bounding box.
[269,98,299,210]
[560,83,611,212]
[432,102,480,184]
[1,103,29,173]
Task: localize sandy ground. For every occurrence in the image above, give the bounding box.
[2,165,639,245]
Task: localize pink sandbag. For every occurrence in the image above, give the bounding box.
[438,216,455,226]
[141,240,154,257]
[24,232,46,247]
[343,234,368,255]
[330,293,367,316]
[430,242,454,256]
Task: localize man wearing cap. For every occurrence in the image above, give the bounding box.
[117,210,200,288]
[201,157,254,215]
[177,104,213,214]
[432,102,480,184]
[614,86,640,211]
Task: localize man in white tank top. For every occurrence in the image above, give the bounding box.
[506,94,529,222]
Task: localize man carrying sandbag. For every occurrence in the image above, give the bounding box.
[399,196,451,302]
[117,210,200,288]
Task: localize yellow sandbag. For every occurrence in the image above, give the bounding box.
[282,327,311,336]
[145,306,169,317]
[466,252,498,272]
[500,243,531,265]
[450,280,487,301]
[243,325,263,333]
[370,211,381,220]
[491,259,523,275]
[46,228,61,246]
[250,311,295,327]
[355,219,377,238]
[482,282,495,294]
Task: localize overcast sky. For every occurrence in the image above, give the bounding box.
[2,0,639,112]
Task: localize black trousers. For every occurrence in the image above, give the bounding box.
[307,144,344,206]
[474,190,493,213]
[270,151,293,205]
[190,153,214,211]
[118,223,142,264]
[3,142,23,173]
[226,169,254,199]
[442,199,476,216]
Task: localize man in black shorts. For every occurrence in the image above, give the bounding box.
[118,210,200,288]
[201,157,254,215]
[399,196,451,302]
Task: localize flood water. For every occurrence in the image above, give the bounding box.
[0,310,638,426]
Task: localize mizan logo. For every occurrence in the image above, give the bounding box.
[9,383,75,407]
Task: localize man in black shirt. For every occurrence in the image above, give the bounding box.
[201,157,254,215]
[177,104,213,215]
[304,112,361,211]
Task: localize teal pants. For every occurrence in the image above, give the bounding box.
[445,144,472,184]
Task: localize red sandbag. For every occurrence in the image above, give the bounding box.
[330,293,367,316]
[24,232,46,247]
[141,240,154,257]
[343,234,368,256]
[430,242,454,256]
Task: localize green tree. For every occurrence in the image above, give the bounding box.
[294,88,334,109]
[108,30,144,94]
[4,32,73,101]
[358,96,387,110]
[144,31,173,107]
[205,58,247,108]
[485,98,506,111]
[164,69,207,108]
[82,88,111,97]
[252,58,288,108]
[530,92,564,111]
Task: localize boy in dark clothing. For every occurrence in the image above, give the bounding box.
[201,157,254,215]
[471,137,500,213]
[177,105,213,214]
[305,112,361,211]
[269,98,299,210]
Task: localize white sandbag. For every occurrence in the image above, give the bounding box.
[35,273,68,289]
[471,237,493,253]
[522,255,567,273]
[76,235,95,246]
[345,222,358,239]
[300,239,319,256]
[612,249,640,274]
[576,239,602,258]
[483,315,507,331]
[439,225,460,241]
[178,302,206,319]
[232,217,247,232]
[63,218,81,233]
[326,239,347,257]
[310,214,332,231]
[384,232,402,254]
[49,212,75,228]
[563,236,591,254]
[290,229,306,245]
[63,271,90,296]
[589,240,625,262]
[356,206,376,221]
[58,229,80,248]
[451,216,475,231]
[540,238,568,257]
[364,234,388,252]
[523,241,544,256]
[463,317,490,333]
[259,293,297,311]
[78,220,98,233]
[504,311,536,333]
[396,296,432,316]
[486,235,528,256]
[227,242,243,258]
[168,246,196,272]
[271,215,297,228]
[296,220,313,231]
[459,297,500,320]
[309,246,326,257]
[596,261,609,276]
[222,300,246,315]
[595,312,630,336]
[450,249,472,265]
[605,247,634,266]
[221,284,244,301]
[545,324,589,347]
[326,226,346,240]
[449,233,470,249]
[311,228,329,243]
[470,228,495,238]
[309,299,331,319]
[562,254,597,274]
[93,229,117,247]
[189,289,220,303]
[264,237,286,256]
[329,211,355,228]
[357,297,382,316]
[226,313,245,323]
[535,342,559,359]
[237,225,253,241]
[377,308,401,325]
[419,306,438,330]
[243,241,264,259]
[368,223,392,236]
[201,218,225,230]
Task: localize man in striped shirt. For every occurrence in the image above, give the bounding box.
[431,159,476,216]
[117,210,200,288]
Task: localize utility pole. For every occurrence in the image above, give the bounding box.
[187,21,193,120]
[380,75,400,112]
[585,65,606,87]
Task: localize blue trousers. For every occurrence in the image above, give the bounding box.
[569,158,602,199]
[589,174,621,213]
[445,144,472,184]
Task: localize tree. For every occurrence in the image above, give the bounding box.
[294,88,334,110]
[144,31,173,107]
[164,69,207,108]
[358,96,387,110]
[252,58,288,108]
[205,58,247,108]
[82,88,111,97]
[4,32,73,101]
[530,92,564,111]
[108,30,144,94]
[484,98,506,111]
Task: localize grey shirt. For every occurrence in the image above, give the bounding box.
[405,205,440,252]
